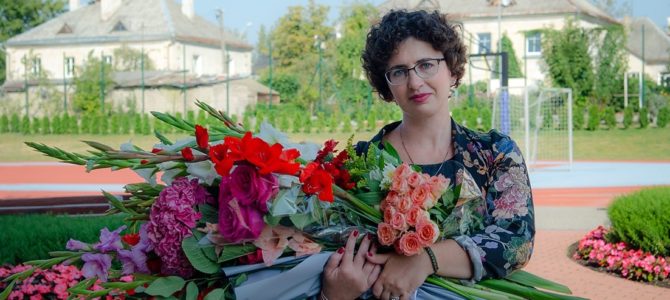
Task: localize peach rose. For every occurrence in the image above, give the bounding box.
[406,172,423,188]
[416,218,440,246]
[384,191,401,207]
[406,205,429,227]
[396,194,413,213]
[390,210,409,231]
[391,175,410,194]
[429,174,451,199]
[421,173,431,183]
[383,205,397,223]
[377,222,398,246]
[397,231,422,256]
[394,163,412,180]
[411,184,432,207]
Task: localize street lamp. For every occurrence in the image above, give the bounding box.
[215,9,230,114]
[314,35,325,112]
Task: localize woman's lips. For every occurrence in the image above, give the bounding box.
[410,93,430,103]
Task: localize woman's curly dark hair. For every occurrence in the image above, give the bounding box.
[362,10,467,102]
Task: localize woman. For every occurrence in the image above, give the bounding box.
[321,10,535,300]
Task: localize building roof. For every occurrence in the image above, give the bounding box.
[625,17,670,65]
[378,0,618,24]
[5,0,252,51]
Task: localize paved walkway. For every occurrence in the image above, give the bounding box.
[1,161,670,299]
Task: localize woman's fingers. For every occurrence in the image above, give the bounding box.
[341,229,359,267]
[324,247,345,272]
[366,252,391,265]
[354,233,372,267]
[368,264,382,286]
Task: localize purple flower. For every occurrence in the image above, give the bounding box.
[146,177,210,277]
[81,253,112,281]
[218,194,265,243]
[117,247,149,275]
[66,239,92,251]
[227,164,278,213]
[136,223,154,253]
[95,226,127,253]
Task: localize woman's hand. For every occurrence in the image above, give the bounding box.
[366,249,433,300]
[321,230,382,300]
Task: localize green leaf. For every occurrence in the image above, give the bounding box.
[182,236,219,274]
[0,279,16,300]
[199,204,218,224]
[218,244,257,263]
[479,279,587,300]
[289,212,314,230]
[234,273,248,286]
[154,130,174,145]
[505,270,572,295]
[270,185,301,216]
[203,288,226,300]
[383,141,401,162]
[185,282,199,300]
[145,276,185,297]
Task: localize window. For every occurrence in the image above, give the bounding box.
[112,21,127,32]
[103,55,112,65]
[58,23,73,34]
[526,32,542,55]
[477,33,491,54]
[65,57,75,77]
[31,57,41,75]
[192,55,202,76]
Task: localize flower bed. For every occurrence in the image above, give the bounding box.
[0,264,132,299]
[573,226,670,284]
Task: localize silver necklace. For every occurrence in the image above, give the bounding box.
[399,125,452,176]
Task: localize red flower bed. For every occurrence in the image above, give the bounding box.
[573,226,670,282]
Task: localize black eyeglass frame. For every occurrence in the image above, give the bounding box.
[384,58,446,86]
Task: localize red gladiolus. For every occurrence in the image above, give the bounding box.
[195,125,209,149]
[300,162,334,202]
[181,147,195,161]
[151,148,162,154]
[239,132,300,175]
[209,143,235,176]
[316,139,338,162]
[122,233,140,246]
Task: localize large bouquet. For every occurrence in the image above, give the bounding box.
[1,101,583,300]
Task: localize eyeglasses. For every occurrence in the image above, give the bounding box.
[384,58,446,86]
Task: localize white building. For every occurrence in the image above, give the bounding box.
[2,0,275,117]
[378,0,670,90]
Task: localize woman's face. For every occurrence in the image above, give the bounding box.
[385,37,455,118]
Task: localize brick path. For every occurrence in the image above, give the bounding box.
[1,163,669,299]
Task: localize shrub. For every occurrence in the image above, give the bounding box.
[342,115,353,133]
[639,107,649,128]
[623,106,633,129]
[40,116,51,135]
[366,111,377,131]
[51,114,62,134]
[10,113,20,133]
[31,117,40,134]
[586,105,600,131]
[133,114,142,134]
[0,214,125,264]
[141,113,151,135]
[90,114,100,135]
[291,113,302,133]
[100,113,109,135]
[657,107,669,128]
[120,114,132,134]
[278,115,290,132]
[607,187,670,256]
[603,107,616,129]
[572,105,584,130]
[21,116,31,134]
[0,115,8,133]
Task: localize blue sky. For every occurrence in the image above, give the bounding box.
[193,0,669,46]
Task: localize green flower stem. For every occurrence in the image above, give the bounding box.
[332,185,381,223]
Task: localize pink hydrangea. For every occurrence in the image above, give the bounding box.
[146,177,212,278]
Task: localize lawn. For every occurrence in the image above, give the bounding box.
[1,127,668,162]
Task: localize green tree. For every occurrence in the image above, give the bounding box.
[0,0,66,83]
[72,52,114,114]
[593,25,627,109]
[257,25,269,56]
[268,0,333,111]
[333,3,377,104]
[493,34,523,78]
[112,44,155,71]
[259,72,300,102]
[542,19,594,107]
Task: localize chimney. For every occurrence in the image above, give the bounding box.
[69,0,80,12]
[101,0,122,21]
[182,0,195,20]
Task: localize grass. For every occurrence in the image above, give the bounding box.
[0,214,126,265]
[0,126,668,162]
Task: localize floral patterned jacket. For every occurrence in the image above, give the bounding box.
[357,119,535,281]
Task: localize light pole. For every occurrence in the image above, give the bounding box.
[314,35,325,112]
[216,9,230,114]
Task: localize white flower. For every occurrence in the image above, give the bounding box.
[256,121,320,161]
[158,161,181,185]
[380,163,397,190]
[186,160,219,186]
[134,167,157,186]
[160,137,196,153]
